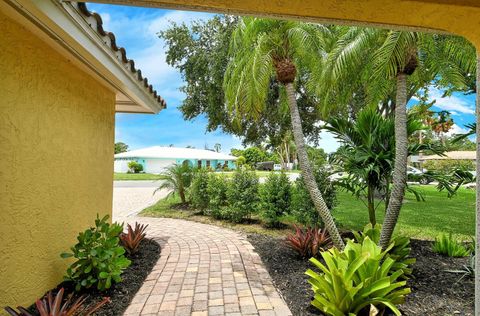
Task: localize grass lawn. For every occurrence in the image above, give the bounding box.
[334,185,475,240]
[140,184,475,241]
[114,173,160,180]
[220,170,300,178]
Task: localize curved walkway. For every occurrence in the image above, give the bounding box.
[123,217,292,316]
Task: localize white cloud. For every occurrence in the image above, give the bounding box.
[445,123,468,137]
[429,88,475,115]
[317,131,340,153]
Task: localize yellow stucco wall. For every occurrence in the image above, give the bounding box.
[0,10,115,308]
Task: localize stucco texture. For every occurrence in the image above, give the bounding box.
[0,10,115,308]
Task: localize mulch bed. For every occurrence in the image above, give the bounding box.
[248,234,474,316]
[15,239,161,316]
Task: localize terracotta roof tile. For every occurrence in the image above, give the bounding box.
[77,2,166,109]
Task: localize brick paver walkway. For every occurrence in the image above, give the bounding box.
[123,217,292,316]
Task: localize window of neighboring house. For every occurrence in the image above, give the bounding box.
[206,160,210,167]
[198,160,202,168]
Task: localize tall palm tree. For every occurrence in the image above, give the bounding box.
[223,18,345,249]
[156,164,194,203]
[317,28,467,248]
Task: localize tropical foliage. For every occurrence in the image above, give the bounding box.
[120,222,148,255]
[432,233,471,257]
[157,164,194,204]
[286,225,331,258]
[260,172,291,227]
[225,169,260,222]
[61,215,131,291]
[306,237,410,315]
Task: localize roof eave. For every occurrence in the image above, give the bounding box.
[3,0,165,114]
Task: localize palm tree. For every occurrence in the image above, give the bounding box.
[156,164,194,203]
[223,18,345,249]
[317,29,467,248]
[214,143,222,153]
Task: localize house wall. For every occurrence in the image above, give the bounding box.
[0,10,115,309]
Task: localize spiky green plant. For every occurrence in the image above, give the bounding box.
[432,233,471,257]
[306,237,410,315]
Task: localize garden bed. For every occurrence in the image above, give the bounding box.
[248,234,474,316]
[19,239,161,316]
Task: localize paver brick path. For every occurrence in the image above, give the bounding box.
[123,217,292,316]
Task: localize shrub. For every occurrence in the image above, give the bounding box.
[291,168,336,227]
[225,169,259,223]
[5,288,110,316]
[432,233,471,257]
[259,172,291,227]
[127,161,143,173]
[306,237,410,316]
[286,225,331,258]
[352,224,415,278]
[190,168,210,211]
[120,222,148,255]
[61,215,131,291]
[206,173,229,219]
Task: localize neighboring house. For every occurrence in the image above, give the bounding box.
[115,146,238,173]
[420,151,477,162]
[1,1,165,308]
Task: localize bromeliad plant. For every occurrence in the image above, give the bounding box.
[352,224,416,278]
[120,222,148,255]
[432,233,471,257]
[61,215,131,291]
[286,225,331,258]
[4,288,110,316]
[306,237,410,316]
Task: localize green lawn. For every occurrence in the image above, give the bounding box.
[334,185,475,240]
[114,173,160,180]
[220,170,300,178]
[140,184,475,241]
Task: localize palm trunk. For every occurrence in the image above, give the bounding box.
[367,184,376,226]
[475,53,480,315]
[379,72,409,249]
[285,83,345,249]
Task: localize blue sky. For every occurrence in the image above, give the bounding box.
[88,3,476,153]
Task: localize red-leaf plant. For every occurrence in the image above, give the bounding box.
[286,224,332,258]
[119,222,148,255]
[5,288,110,316]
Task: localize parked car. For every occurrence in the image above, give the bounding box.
[256,161,274,171]
[407,166,432,184]
[273,164,282,171]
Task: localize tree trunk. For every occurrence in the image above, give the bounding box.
[379,72,409,249]
[285,82,345,249]
[475,53,480,316]
[367,184,376,226]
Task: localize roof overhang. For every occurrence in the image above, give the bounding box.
[1,0,166,114]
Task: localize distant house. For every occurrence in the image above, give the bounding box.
[420,151,476,161]
[115,146,238,173]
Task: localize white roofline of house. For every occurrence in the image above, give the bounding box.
[1,0,166,114]
[115,146,238,161]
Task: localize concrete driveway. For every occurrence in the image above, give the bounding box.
[113,180,168,220]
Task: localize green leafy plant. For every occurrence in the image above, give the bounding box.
[61,215,131,291]
[157,164,194,204]
[260,172,291,227]
[224,169,259,223]
[206,173,229,219]
[127,161,143,173]
[190,168,210,211]
[120,222,148,255]
[291,168,337,227]
[352,224,415,278]
[306,237,410,316]
[286,225,331,258]
[432,233,471,257]
[4,288,110,316]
